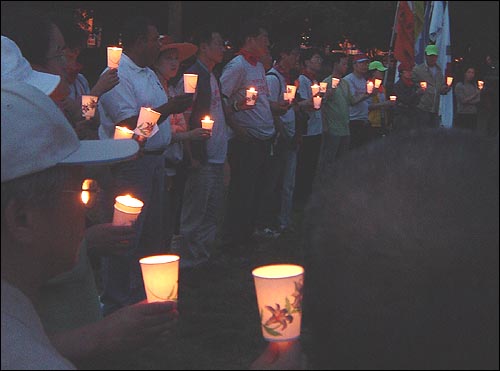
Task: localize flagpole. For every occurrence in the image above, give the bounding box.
[384,1,400,87]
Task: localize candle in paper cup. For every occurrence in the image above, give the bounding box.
[319,82,328,93]
[183,73,198,93]
[107,47,123,69]
[246,87,258,106]
[420,81,427,90]
[313,95,322,109]
[389,95,397,101]
[311,84,320,96]
[253,264,305,341]
[374,78,382,89]
[114,126,134,140]
[135,107,161,138]
[283,92,291,103]
[140,255,180,303]
[332,77,340,88]
[201,115,214,133]
[81,95,98,120]
[366,81,374,94]
[286,85,297,100]
[477,80,484,90]
[113,195,144,226]
[446,76,453,86]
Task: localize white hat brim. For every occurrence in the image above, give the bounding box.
[24,70,61,96]
[60,139,139,166]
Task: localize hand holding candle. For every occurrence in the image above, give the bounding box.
[374,78,382,89]
[389,95,397,102]
[319,82,328,94]
[135,107,161,138]
[311,84,320,96]
[184,74,198,93]
[420,81,427,91]
[253,264,304,341]
[246,87,258,106]
[201,115,214,135]
[313,95,322,110]
[286,85,297,101]
[332,78,340,88]
[140,255,180,303]
[107,47,123,69]
[114,126,135,140]
[446,76,453,86]
[477,80,484,90]
[113,195,144,226]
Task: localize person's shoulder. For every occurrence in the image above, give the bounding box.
[322,75,332,83]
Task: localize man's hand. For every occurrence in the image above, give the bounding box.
[91,68,120,97]
[85,223,136,256]
[188,127,211,140]
[250,340,307,370]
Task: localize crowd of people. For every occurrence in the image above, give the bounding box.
[1,6,498,370]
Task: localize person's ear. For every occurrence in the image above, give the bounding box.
[3,198,38,245]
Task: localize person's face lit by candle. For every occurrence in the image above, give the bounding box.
[248,28,270,57]
[464,67,475,83]
[155,48,180,80]
[202,32,225,65]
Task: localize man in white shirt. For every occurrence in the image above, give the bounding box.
[98,16,193,314]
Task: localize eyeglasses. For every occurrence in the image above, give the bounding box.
[62,179,99,209]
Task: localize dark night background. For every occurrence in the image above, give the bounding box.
[2,1,499,80]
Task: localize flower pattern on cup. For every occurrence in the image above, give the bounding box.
[82,97,98,115]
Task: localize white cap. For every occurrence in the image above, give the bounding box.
[1,81,139,183]
[1,36,61,95]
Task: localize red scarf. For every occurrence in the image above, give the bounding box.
[238,49,259,66]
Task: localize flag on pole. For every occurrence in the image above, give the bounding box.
[414,1,431,65]
[429,1,453,128]
[394,1,415,68]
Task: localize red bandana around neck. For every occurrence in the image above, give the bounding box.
[238,49,259,66]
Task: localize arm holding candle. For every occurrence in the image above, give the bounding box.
[250,340,308,370]
[84,223,136,257]
[49,300,178,362]
[89,68,119,98]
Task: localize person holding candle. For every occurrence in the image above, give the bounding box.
[255,41,301,235]
[366,60,395,141]
[317,53,352,175]
[97,16,196,314]
[294,48,323,209]
[392,62,424,133]
[1,81,144,369]
[411,44,452,128]
[344,53,374,149]
[454,66,481,131]
[219,19,276,251]
[171,26,231,268]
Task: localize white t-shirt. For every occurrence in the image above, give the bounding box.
[206,73,229,163]
[266,67,295,137]
[297,74,322,136]
[69,73,91,101]
[220,55,275,140]
[98,53,171,151]
[344,72,370,121]
[1,280,76,370]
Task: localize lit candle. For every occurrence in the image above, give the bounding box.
[319,82,328,93]
[81,95,98,120]
[311,84,320,96]
[114,126,135,140]
[286,85,297,101]
[246,87,258,106]
[389,95,397,101]
[112,195,144,226]
[446,76,453,86]
[420,81,427,90]
[283,92,291,104]
[366,81,374,94]
[201,115,214,134]
[107,46,123,69]
[332,77,340,88]
[374,78,382,89]
[253,264,305,342]
[313,95,322,109]
[140,255,180,303]
[135,107,161,137]
[477,80,484,90]
[183,73,198,93]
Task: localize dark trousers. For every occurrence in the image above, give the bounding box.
[349,120,371,149]
[454,113,478,132]
[224,136,272,245]
[294,134,322,205]
[416,109,440,129]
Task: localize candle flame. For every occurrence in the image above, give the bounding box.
[116,195,144,208]
[204,115,210,120]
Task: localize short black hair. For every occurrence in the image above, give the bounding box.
[305,129,499,369]
[331,52,348,66]
[190,25,221,48]
[237,18,266,49]
[51,13,87,50]
[1,7,54,66]
[121,16,156,49]
[299,47,321,68]
[270,39,299,63]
